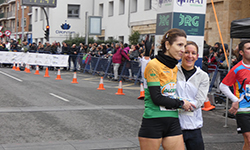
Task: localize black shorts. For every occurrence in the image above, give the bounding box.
[236,113,250,133]
[138,117,182,138]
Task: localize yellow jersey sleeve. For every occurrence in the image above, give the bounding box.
[144,60,161,87]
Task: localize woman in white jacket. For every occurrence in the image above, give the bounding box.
[177,41,209,150]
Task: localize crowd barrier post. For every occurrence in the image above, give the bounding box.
[103,58,113,79]
[134,67,142,85]
[92,57,101,75]
[209,66,218,92]
[83,55,91,73]
[118,61,127,81]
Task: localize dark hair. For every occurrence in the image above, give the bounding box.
[210,46,217,52]
[238,40,250,52]
[185,41,198,53]
[160,28,187,53]
[124,43,128,47]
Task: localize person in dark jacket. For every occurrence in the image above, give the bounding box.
[62,42,70,70]
[50,42,57,54]
[70,44,79,71]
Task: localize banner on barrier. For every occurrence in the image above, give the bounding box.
[0,52,69,67]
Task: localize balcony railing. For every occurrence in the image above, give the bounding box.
[7,0,15,3]
[0,12,7,19]
[0,0,7,5]
[7,11,15,18]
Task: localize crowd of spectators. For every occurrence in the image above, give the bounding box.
[202,41,242,93]
[0,38,155,74]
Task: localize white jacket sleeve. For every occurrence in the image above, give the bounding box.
[219,83,239,102]
[195,74,209,108]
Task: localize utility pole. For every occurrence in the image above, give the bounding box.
[21,6,24,42]
[15,2,18,40]
[85,11,88,45]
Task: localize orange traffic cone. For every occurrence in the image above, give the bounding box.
[34,65,40,75]
[55,69,62,80]
[12,62,16,70]
[116,81,125,95]
[44,67,50,77]
[15,63,20,71]
[71,72,78,84]
[97,77,105,90]
[202,97,215,111]
[25,64,31,73]
[138,83,145,100]
[24,63,28,72]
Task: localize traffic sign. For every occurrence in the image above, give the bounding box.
[21,0,57,8]
[0,26,3,31]
[0,31,3,37]
[4,30,11,37]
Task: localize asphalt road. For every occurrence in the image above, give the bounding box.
[0,67,244,150]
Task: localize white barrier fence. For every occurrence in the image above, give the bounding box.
[0,52,69,67]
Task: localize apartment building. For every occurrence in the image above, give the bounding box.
[0,0,31,42]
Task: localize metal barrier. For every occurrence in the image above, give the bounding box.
[83,55,142,84]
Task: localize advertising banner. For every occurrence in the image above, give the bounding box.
[0,52,69,67]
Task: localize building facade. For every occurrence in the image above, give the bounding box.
[205,0,250,48]
[93,0,157,43]
[32,0,93,44]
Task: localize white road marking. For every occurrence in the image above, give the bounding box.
[49,93,69,102]
[0,71,23,82]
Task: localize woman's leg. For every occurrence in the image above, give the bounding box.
[183,129,204,150]
[138,137,162,150]
[113,63,120,80]
[162,135,185,150]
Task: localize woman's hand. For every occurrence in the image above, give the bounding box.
[182,100,196,111]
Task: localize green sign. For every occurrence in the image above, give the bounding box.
[21,0,57,7]
[173,12,205,36]
[156,13,173,35]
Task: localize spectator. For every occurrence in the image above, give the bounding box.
[87,43,92,52]
[44,42,51,52]
[129,45,139,61]
[149,44,155,59]
[29,42,37,51]
[79,43,85,54]
[214,42,221,53]
[219,49,237,69]
[70,44,79,71]
[123,43,130,54]
[112,43,130,81]
[21,40,29,52]
[37,42,44,51]
[100,44,107,55]
[57,42,62,54]
[5,40,10,50]
[50,42,57,54]
[62,42,70,70]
